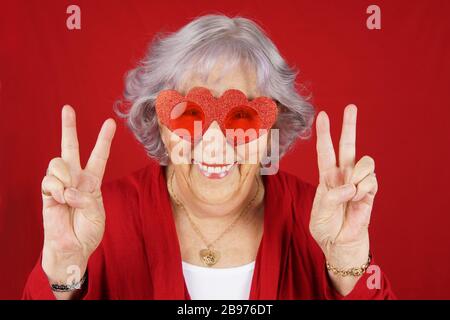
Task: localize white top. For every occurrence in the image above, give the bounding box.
[182,260,256,300]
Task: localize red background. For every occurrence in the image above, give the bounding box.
[1,0,449,299]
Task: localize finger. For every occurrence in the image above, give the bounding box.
[47,157,72,188]
[339,104,357,171]
[350,155,375,185]
[64,188,100,213]
[321,183,356,212]
[316,111,336,182]
[42,175,66,204]
[61,105,81,169]
[85,118,116,180]
[352,173,378,202]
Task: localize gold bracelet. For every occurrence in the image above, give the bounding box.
[326,254,371,277]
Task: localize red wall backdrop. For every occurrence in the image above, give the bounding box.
[1,0,449,299]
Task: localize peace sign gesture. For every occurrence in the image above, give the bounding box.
[309,105,377,294]
[41,105,116,291]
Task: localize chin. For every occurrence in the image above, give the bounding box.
[187,161,245,204]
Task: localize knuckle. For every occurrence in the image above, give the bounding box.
[61,139,79,150]
[43,175,64,189]
[41,174,49,185]
[365,173,377,184]
[359,175,378,194]
[339,141,355,148]
[47,158,71,183]
[48,157,63,169]
[41,175,54,188]
[41,177,49,193]
[361,155,375,168]
[371,176,379,192]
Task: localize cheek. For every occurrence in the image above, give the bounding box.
[235,134,269,164]
[237,163,260,189]
[161,126,193,164]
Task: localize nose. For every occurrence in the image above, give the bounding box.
[194,121,235,164]
[202,121,222,140]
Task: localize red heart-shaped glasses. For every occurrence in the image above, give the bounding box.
[155,87,278,145]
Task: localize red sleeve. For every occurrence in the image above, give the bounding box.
[21,253,57,300]
[293,176,397,300]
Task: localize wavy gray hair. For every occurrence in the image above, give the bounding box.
[115,14,315,165]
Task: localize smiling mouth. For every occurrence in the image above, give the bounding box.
[194,162,236,179]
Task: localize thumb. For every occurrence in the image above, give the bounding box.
[64,187,99,211]
[322,183,356,212]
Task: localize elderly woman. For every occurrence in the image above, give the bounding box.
[23,14,394,300]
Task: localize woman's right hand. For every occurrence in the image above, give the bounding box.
[41,105,116,296]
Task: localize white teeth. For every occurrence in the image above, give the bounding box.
[197,163,235,177]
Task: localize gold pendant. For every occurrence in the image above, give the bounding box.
[199,248,220,267]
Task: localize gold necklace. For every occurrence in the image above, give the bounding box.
[168,169,261,267]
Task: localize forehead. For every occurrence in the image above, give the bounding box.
[179,58,260,99]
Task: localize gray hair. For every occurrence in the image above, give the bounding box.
[115,14,315,165]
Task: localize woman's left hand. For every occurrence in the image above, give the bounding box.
[309,104,377,295]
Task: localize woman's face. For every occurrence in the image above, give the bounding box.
[159,59,270,205]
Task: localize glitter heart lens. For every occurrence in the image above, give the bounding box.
[169,101,205,142]
[223,106,261,145]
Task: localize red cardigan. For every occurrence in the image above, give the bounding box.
[23,161,395,299]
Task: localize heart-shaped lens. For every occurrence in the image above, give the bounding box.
[169,101,205,142]
[224,106,261,145]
